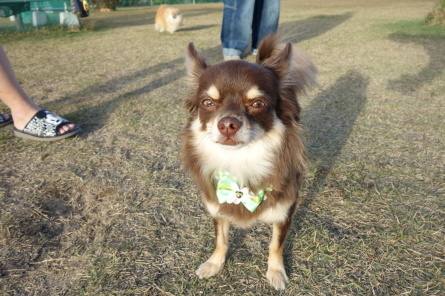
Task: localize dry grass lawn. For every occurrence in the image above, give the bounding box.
[0,0,444,295]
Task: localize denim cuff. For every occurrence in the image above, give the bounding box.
[222,48,243,57]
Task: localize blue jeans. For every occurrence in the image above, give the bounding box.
[221,0,280,57]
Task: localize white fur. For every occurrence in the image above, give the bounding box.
[190,115,285,187]
[206,198,292,228]
[206,85,220,100]
[208,115,262,146]
[258,200,293,224]
[165,14,182,33]
[246,86,264,99]
[206,202,220,218]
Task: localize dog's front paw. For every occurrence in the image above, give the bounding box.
[196,260,224,279]
[266,267,289,290]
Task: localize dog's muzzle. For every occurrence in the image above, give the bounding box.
[217,117,242,146]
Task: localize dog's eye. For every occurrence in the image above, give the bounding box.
[202,99,215,107]
[251,100,266,108]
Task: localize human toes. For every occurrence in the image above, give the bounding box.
[58,123,76,135]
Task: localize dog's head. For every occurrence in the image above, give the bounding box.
[167,8,183,22]
[184,34,316,148]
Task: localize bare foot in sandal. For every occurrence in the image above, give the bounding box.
[13,109,80,141]
[11,108,78,136]
[0,44,80,141]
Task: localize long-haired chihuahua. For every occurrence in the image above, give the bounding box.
[181,34,317,290]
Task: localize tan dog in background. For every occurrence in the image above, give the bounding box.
[155,4,183,33]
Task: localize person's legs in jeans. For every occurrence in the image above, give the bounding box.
[221,0,255,58]
[251,0,280,54]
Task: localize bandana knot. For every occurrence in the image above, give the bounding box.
[214,170,272,212]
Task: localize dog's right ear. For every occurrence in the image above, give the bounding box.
[185,43,208,87]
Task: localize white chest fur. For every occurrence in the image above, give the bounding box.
[190,116,285,187]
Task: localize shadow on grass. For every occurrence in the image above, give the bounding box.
[39,9,361,279]
[53,12,355,133]
[387,32,445,93]
[284,71,369,275]
[303,70,369,188]
[179,24,218,32]
[279,12,353,43]
[83,7,222,31]
[83,11,155,30]
[50,45,221,133]
[191,12,358,269]
[183,7,223,17]
[214,71,369,273]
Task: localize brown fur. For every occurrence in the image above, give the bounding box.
[181,34,317,290]
[154,4,183,33]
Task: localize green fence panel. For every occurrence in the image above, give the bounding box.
[17,0,71,24]
[0,2,31,17]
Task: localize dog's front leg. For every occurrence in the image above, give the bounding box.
[266,204,296,290]
[196,218,230,279]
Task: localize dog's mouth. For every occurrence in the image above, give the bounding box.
[219,138,240,146]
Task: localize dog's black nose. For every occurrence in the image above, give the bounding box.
[218,117,242,137]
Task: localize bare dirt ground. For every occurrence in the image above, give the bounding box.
[1,0,444,295]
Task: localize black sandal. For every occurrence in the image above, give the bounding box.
[13,110,80,141]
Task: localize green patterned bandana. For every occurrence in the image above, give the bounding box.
[214,170,272,212]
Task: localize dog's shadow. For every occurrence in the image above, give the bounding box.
[219,71,369,277]
[283,70,369,276]
[203,12,364,279]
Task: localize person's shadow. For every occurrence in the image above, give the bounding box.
[49,13,355,135]
[54,9,366,280]
[279,12,354,43]
[46,44,222,133]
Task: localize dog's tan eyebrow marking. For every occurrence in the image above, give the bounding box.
[206,85,220,100]
[246,86,264,99]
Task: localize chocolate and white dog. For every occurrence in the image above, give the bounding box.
[182,34,317,290]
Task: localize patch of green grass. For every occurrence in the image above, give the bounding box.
[0,27,94,45]
[380,19,445,38]
[426,0,445,27]
[0,17,97,38]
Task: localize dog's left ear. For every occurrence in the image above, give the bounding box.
[184,43,209,112]
[185,43,208,87]
[257,34,318,96]
[256,35,293,80]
